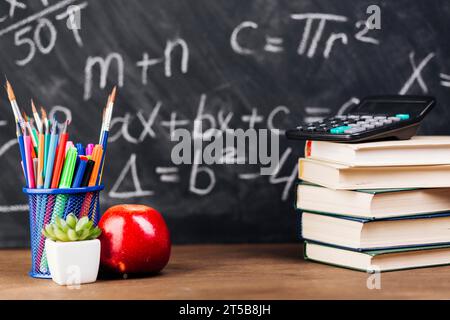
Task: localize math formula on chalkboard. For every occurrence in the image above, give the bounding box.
[0,0,449,245]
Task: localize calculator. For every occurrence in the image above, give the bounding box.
[286,95,435,143]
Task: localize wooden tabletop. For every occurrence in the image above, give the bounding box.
[1,243,450,299]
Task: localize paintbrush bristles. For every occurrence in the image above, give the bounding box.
[31,99,43,133]
[6,80,16,101]
[40,106,47,120]
[31,99,37,113]
[40,106,49,132]
[21,110,28,122]
[110,86,117,104]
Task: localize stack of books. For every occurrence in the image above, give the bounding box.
[297,136,450,272]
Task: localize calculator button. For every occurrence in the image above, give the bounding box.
[307,126,316,131]
[383,119,393,125]
[363,124,375,129]
[346,128,364,134]
[374,116,387,120]
[361,115,373,119]
[395,113,410,120]
[335,115,347,120]
[347,115,360,119]
[330,126,351,134]
[388,117,401,121]
[330,128,339,134]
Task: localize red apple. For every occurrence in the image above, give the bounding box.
[98,204,171,274]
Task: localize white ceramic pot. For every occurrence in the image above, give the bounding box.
[45,239,101,286]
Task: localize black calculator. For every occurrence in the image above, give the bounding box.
[286,95,435,143]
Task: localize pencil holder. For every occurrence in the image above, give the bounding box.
[23,185,104,279]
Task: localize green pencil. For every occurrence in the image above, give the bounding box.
[52,147,78,218]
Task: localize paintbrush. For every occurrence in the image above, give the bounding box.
[97,86,117,185]
[99,94,110,144]
[5,79,25,132]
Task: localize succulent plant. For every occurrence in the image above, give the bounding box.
[42,214,102,242]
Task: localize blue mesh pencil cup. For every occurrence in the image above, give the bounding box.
[23,185,104,279]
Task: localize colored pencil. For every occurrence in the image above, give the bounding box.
[81,160,94,187]
[76,143,85,156]
[63,155,88,217]
[50,120,69,188]
[40,107,50,175]
[37,129,45,188]
[72,156,88,188]
[23,132,35,188]
[65,141,74,155]
[22,111,38,151]
[88,145,103,186]
[79,159,95,217]
[43,121,58,188]
[33,158,38,186]
[52,147,78,219]
[86,143,94,156]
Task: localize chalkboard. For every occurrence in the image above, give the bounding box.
[0,0,449,247]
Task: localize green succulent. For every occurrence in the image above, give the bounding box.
[42,214,102,242]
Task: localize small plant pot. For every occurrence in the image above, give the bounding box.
[45,239,100,286]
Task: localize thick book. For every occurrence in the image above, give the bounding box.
[301,211,450,250]
[304,136,450,167]
[296,183,450,219]
[298,158,450,190]
[304,241,450,272]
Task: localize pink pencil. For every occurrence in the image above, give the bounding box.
[24,134,35,188]
[86,143,94,156]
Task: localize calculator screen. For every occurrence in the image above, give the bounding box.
[353,98,431,116]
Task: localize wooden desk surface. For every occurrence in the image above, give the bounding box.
[1,244,450,299]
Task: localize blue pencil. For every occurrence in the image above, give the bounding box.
[76,143,85,156]
[72,156,87,188]
[74,142,85,173]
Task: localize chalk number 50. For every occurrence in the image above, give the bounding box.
[14,18,57,66]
